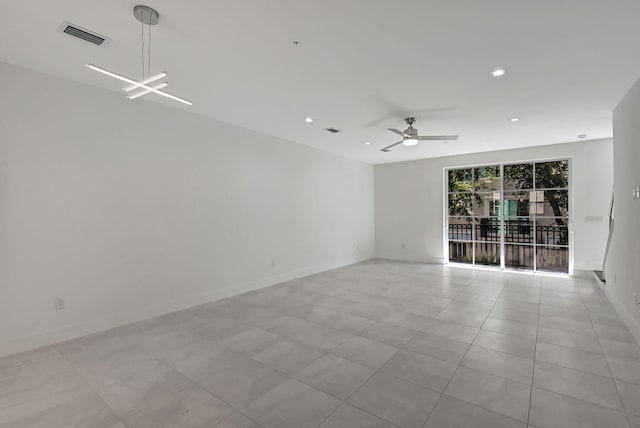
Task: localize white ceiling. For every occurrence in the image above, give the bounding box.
[2,0,640,164]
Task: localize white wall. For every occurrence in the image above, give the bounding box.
[375,139,613,272]
[606,77,640,343]
[0,62,375,358]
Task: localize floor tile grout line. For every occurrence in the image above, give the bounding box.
[162,322,407,428]
[446,360,534,384]
[532,355,620,379]
[488,314,615,356]
[253,274,471,312]
[11,263,632,427]
[284,352,379,400]
[122,335,270,427]
[529,384,629,414]
[60,333,268,427]
[432,392,534,427]
[339,345,439,428]
[480,325,537,341]
[346,390,482,428]
[579,281,634,427]
[310,402,347,428]
[215,411,266,428]
[215,312,409,376]
[290,343,405,428]
[193,276,607,421]
[169,370,265,427]
[533,355,623,378]
[471,337,536,360]
[435,357,635,414]
[52,347,130,427]
[526,279,543,426]
[335,394,403,427]
[309,277,501,427]
[258,306,476,369]
[422,277,517,427]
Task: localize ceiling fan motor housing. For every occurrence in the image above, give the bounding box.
[381,117,459,152]
[405,127,418,137]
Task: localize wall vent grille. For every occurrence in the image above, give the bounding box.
[325,128,341,134]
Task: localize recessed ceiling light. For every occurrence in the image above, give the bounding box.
[510,117,520,122]
[364,142,371,145]
[491,68,506,77]
[305,117,313,123]
[578,134,587,139]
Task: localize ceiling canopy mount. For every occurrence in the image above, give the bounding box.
[133,5,159,26]
[85,4,192,106]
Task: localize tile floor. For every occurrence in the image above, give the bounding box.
[1,259,640,428]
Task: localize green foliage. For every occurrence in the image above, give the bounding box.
[448,167,501,219]
[448,193,475,218]
[449,162,570,246]
[536,161,569,189]
[475,254,498,265]
[473,166,500,190]
[504,164,533,189]
[448,169,473,191]
[448,169,475,219]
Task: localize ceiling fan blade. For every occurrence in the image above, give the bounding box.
[388,128,409,138]
[364,93,457,127]
[418,135,459,141]
[380,141,405,152]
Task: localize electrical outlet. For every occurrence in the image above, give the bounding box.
[271,259,276,268]
[402,243,406,249]
[356,244,360,251]
[54,297,64,311]
[635,292,639,306]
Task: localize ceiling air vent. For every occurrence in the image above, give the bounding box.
[325,128,341,134]
[57,21,111,46]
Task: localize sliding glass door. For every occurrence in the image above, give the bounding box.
[446,160,570,274]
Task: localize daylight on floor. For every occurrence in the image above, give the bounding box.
[1,2,639,428]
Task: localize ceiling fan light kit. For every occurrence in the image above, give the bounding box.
[381,117,459,152]
[403,138,418,146]
[86,5,192,106]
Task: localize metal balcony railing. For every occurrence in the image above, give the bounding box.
[448,221,569,272]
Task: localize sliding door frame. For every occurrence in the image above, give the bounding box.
[443,156,573,275]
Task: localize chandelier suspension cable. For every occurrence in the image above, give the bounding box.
[140,9,145,79]
[86,4,192,106]
[148,13,152,77]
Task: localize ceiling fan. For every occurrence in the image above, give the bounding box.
[381,117,459,152]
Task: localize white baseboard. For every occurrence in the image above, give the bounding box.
[604,287,640,346]
[0,257,372,359]
[591,271,606,292]
[572,269,595,279]
[373,252,444,264]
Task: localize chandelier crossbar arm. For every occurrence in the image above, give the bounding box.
[86,64,192,105]
[123,72,167,92]
[128,81,169,100]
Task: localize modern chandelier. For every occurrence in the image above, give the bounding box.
[86,5,192,106]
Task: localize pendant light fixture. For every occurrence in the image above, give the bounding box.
[86,5,192,106]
